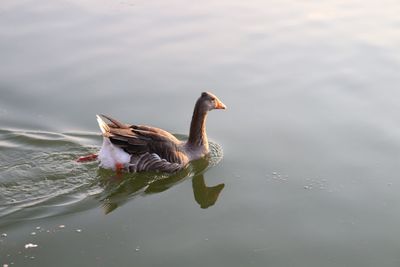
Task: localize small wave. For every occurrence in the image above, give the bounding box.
[0,129,102,225]
[0,129,224,224]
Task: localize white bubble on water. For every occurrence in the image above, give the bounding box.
[25,243,38,249]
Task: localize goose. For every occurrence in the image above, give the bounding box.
[95,92,226,173]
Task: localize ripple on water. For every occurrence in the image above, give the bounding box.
[0,129,224,224]
[0,129,102,225]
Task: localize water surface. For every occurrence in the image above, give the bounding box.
[1,0,400,266]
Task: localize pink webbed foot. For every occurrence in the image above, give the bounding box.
[76,154,98,162]
[115,163,124,173]
[112,163,125,179]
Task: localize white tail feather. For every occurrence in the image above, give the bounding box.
[96,115,110,135]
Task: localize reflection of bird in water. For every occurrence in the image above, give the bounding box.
[192,175,224,209]
[97,155,225,214]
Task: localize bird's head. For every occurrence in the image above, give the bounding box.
[199,91,226,111]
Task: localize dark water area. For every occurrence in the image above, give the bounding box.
[2,0,400,266]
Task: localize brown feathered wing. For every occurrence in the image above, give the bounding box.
[98,115,188,172]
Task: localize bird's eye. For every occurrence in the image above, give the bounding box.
[211,97,216,101]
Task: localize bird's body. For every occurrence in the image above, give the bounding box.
[96,92,226,173]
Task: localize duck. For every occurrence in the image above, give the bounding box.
[95,92,226,173]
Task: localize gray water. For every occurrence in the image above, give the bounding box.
[2,0,400,266]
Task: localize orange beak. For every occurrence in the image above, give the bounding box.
[215,100,227,110]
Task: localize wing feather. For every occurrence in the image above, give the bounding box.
[97,114,188,171]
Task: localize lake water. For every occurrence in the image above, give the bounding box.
[1,0,400,266]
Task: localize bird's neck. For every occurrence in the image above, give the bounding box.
[187,102,209,150]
